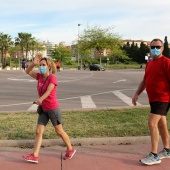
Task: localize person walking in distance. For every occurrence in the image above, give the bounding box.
[132,38,170,165]
[21,59,26,71]
[22,55,76,163]
[56,60,61,73]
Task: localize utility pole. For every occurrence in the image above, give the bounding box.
[77,24,81,70]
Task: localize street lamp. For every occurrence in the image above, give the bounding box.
[77,24,82,70]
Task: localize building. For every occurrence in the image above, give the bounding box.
[59,41,66,46]
[123,39,150,47]
[42,41,58,57]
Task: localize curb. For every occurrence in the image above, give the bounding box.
[0,136,151,148]
[0,105,150,114]
[0,107,151,148]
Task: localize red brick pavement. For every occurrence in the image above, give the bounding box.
[0,143,170,170]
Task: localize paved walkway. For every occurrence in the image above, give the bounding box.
[0,138,170,170]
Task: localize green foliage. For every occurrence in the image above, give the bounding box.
[64,59,76,65]
[79,25,126,66]
[0,32,13,67]
[122,41,150,63]
[109,46,130,64]
[51,45,71,64]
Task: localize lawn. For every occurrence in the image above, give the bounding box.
[0,107,161,140]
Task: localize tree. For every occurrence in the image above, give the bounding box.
[129,41,136,60]
[29,40,45,60]
[163,36,169,58]
[122,41,149,63]
[51,45,71,66]
[138,42,149,63]
[78,25,125,67]
[15,32,35,60]
[79,43,93,66]
[0,32,13,67]
[109,45,129,64]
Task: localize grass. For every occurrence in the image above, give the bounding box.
[61,63,146,70]
[108,63,146,69]
[1,107,169,140]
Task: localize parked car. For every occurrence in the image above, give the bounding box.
[89,64,105,71]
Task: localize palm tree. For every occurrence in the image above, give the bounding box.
[15,32,33,60]
[24,33,33,59]
[0,32,3,65]
[29,39,45,60]
[0,32,13,67]
[15,33,25,59]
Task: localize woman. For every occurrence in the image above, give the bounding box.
[22,55,76,163]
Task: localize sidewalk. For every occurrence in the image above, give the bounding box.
[0,137,170,170]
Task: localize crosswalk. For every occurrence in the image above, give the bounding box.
[81,96,97,108]
[112,90,142,106]
[27,90,148,111]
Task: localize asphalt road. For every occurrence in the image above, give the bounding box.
[0,69,148,112]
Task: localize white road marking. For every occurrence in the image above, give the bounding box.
[113,79,126,83]
[81,96,96,108]
[143,90,147,94]
[27,104,38,111]
[7,78,35,82]
[0,89,146,109]
[0,102,32,107]
[112,90,142,106]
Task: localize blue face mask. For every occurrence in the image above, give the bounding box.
[39,66,46,74]
[150,48,161,57]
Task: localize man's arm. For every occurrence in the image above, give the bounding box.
[132,79,146,106]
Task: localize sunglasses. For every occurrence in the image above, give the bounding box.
[150,46,162,49]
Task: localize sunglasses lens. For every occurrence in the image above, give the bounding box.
[151,46,162,49]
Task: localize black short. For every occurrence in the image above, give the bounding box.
[149,101,170,116]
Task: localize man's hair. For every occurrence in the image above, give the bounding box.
[150,38,163,46]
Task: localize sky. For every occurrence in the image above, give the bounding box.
[0,0,170,45]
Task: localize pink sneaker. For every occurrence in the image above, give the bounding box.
[64,148,76,160]
[22,153,39,163]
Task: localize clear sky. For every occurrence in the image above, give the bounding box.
[0,0,170,45]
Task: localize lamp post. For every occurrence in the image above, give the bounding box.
[16,54,18,69]
[77,24,81,70]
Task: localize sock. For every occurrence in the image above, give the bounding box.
[164,148,170,152]
[151,152,158,157]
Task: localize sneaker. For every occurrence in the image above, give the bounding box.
[22,153,39,163]
[63,148,76,160]
[140,152,161,165]
[158,149,170,159]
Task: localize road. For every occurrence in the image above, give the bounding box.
[0,69,148,112]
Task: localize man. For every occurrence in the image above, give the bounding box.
[132,38,170,165]
[56,60,60,73]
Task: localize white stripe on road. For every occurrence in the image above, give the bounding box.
[143,90,147,94]
[112,90,142,106]
[81,96,96,108]
[27,104,38,111]
[113,79,126,83]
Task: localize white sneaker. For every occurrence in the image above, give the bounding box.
[140,152,161,165]
[158,149,170,159]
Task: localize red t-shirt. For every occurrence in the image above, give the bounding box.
[56,62,60,67]
[36,73,59,110]
[144,56,170,102]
